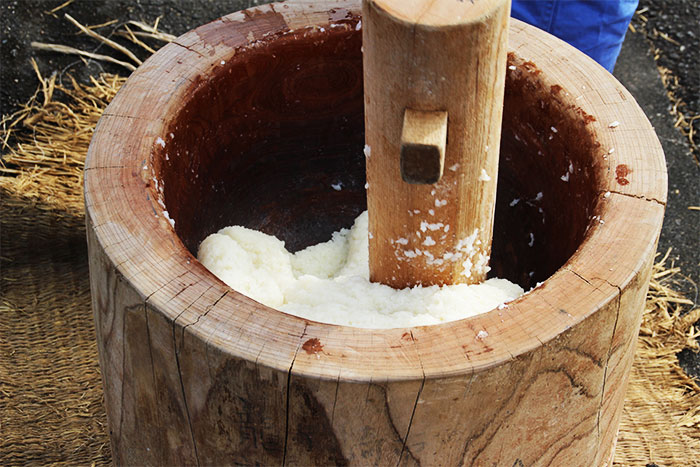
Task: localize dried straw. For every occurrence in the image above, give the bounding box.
[63,14,142,66]
[119,25,157,54]
[30,42,137,72]
[0,63,126,217]
[614,250,700,465]
[121,19,176,43]
[0,72,125,465]
[30,16,173,74]
[44,0,74,16]
[84,19,119,31]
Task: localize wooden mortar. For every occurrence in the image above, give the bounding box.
[85,1,666,465]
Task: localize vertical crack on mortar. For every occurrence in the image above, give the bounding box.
[253,342,266,366]
[171,319,200,466]
[282,322,307,466]
[171,285,212,322]
[597,284,621,446]
[564,268,623,449]
[204,338,216,382]
[397,378,424,466]
[118,282,126,449]
[365,378,373,405]
[330,371,341,428]
[143,305,161,439]
[397,331,425,466]
[167,284,214,354]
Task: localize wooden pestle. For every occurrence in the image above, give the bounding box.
[363,0,510,288]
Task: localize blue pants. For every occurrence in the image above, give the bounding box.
[511,0,639,72]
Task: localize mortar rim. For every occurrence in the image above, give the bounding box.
[84,1,666,382]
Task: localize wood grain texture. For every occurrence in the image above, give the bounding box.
[363,0,510,288]
[85,1,666,465]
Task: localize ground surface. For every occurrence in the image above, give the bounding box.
[635,0,699,153]
[623,0,700,379]
[1,0,698,376]
[1,0,266,113]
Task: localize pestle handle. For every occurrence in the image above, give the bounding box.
[363,0,511,288]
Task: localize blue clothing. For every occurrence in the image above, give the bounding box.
[511,0,639,72]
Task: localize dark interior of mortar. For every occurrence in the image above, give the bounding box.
[154,26,601,290]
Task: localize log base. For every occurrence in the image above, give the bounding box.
[85,1,666,465]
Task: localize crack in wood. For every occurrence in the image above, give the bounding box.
[364,378,373,405]
[142,305,162,460]
[396,330,425,465]
[145,269,190,302]
[117,286,127,457]
[163,279,199,304]
[171,40,207,59]
[171,318,201,466]
[84,164,126,171]
[604,189,665,206]
[598,277,623,294]
[114,256,151,283]
[396,379,424,466]
[99,112,149,121]
[169,284,215,337]
[282,322,307,466]
[565,266,593,286]
[253,342,266,366]
[370,382,406,464]
[329,372,341,428]
[159,278,220,466]
[597,284,621,445]
[178,290,228,353]
[204,338,216,382]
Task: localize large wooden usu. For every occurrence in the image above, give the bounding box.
[85,1,666,465]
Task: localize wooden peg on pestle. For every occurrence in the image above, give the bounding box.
[400,109,448,185]
[363,0,510,288]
